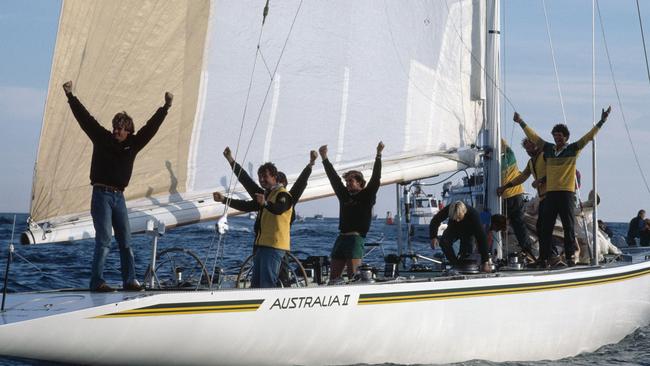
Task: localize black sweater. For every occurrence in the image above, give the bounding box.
[323,156,381,237]
[429,205,487,247]
[67,94,168,189]
[227,161,312,225]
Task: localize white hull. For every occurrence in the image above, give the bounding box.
[1,261,650,365]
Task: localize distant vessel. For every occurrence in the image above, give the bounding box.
[385,211,394,225]
[405,181,443,239]
[313,213,324,220]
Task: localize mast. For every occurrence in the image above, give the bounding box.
[485,0,502,215]
[591,0,599,265]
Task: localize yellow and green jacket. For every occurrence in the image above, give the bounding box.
[519,121,603,192]
[508,151,547,200]
[256,186,293,251]
[500,139,524,199]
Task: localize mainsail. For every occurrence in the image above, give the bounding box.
[24,0,488,244]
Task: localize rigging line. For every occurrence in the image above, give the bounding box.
[238,1,304,169]
[206,2,273,275]
[258,47,274,80]
[222,2,272,217]
[635,0,650,86]
[541,0,567,125]
[596,1,650,197]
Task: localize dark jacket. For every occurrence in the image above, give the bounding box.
[627,216,644,242]
[323,156,381,237]
[67,93,168,189]
[429,205,487,246]
[228,161,312,224]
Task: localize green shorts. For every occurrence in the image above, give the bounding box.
[330,234,365,260]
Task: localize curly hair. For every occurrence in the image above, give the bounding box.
[551,123,570,139]
[112,111,134,134]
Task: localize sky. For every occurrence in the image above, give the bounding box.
[1,1,650,222]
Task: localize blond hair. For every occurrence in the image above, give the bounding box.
[448,201,467,222]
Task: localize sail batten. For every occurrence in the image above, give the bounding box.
[26,0,487,244]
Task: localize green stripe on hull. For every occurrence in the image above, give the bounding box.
[358,267,650,305]
[95,299,264,318]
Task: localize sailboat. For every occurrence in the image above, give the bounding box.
[2,0,650,365]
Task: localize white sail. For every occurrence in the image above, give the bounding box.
[24,0,487,244]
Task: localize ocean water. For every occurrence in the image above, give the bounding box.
[0,213,648,365]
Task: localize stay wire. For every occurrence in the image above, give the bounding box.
[541,0,568,125]
[238,0,304,170]
[636,0,650,86]
[206,1,304,284]
[203,2,274,284]
[596,1,650,197]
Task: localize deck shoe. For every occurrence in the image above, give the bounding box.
[124,281,144,292]
[548,256,567,269]
[520,249,537,264]
[93,283,116,293]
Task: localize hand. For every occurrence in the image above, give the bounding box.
[164,92,173,108]
[513,112,523,124]
[377,141,385,155]
[318,145,328,160]
[223,146,234,164]
[62,81,73,94]
[255,193,265,206]
[532,179,539,189]
[496,186,505,196]
[600,106,611,122]
[212,192,224,203]
[430,238,439,250]
[309,150,317,166]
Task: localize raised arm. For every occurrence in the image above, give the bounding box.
[573,106,611,151]
[513,112,545,149]
[319,145,347,201]
[62,80,110,142]
[290,150,317,203]
[132,92,173,151]
[364,141,384,195]
[224,146,263,196]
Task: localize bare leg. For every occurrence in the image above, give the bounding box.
[346,259,362,278]
[330,259,346,281]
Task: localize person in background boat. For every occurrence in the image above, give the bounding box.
[513,107,611,267]
[626,209,646,247]
[641,219,650,246]
[429,201,491,273]
[597,220,614,239]
[319,142,383,283]
[497,137,548,264]
[62,80,172,292]
[495,138,535,261]
[217,146,316,223]
[214,162,292,287]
